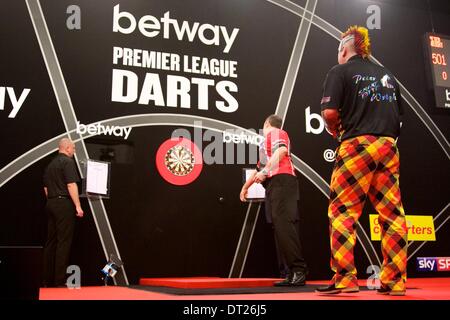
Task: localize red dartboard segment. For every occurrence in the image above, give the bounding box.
[155,137,203,186]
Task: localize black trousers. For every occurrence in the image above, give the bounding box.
[265,174,307,274]
[43,198,75,286]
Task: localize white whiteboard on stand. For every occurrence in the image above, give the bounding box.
[86,159,110,196]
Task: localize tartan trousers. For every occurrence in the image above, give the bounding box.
[328,135,408,291]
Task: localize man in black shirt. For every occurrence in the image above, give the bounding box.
[316,26,407,296]
[43,138,84,287]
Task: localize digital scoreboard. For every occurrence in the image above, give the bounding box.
[424,33,450,108]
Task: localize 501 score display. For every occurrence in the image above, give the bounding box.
[425,33,450,108]
[431,53,447,80]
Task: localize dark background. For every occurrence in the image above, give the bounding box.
[0,0,449,285]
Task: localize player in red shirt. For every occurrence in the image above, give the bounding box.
[240,115,308,286]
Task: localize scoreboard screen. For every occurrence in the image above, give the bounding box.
[424,33,450,108]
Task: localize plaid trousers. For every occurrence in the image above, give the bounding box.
[328,135,407,291]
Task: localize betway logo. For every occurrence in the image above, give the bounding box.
[113,4,239,53]
[416,257,450,272]
[305,106,325,135]
[0,86,30,118]
[223,131,263,146]
[76,121,132,139]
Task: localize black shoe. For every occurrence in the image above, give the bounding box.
[289,271,306,286]
[274,271,306,287]
[315,283,359,294]
[274,276,290,287]
[376,285,405,296]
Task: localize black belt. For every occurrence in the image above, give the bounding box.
[48,195,70,199]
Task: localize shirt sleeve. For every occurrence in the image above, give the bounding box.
[320,67,344,111]
[271,130,288,152]
[63,159,80,184]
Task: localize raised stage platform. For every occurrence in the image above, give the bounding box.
[39,278,450,300]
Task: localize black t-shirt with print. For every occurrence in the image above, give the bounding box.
[320,55,404,141]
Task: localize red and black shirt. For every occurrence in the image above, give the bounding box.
[258,128,295,178]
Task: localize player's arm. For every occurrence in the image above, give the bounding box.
[240,169,257,202]
[320,67,344,139]
[321,108,341,138]
[64,161,84,218]
[254,146,288,184]
[67,182,84,217]
[43,187,48,198]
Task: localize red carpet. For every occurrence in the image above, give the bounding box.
[39,278,450,300]
[139,277,282,288]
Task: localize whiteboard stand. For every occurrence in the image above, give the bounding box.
[80,159,111,199]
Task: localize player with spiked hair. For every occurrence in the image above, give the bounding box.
[316,26,408,296]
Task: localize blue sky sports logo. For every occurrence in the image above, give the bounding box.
[416,257,450,272]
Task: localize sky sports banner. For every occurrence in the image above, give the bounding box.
[416,257,450,272]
